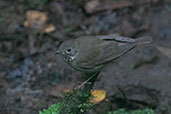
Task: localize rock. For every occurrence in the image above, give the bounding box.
[114,85,159,109]
[85,0,133,14]
[7,58,33,81]
[96,12,116,33]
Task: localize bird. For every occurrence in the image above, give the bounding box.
[55,34,152,75]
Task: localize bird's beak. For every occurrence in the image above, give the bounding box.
[54,50,60,55]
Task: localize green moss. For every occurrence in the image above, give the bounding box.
[39,89,94,114]
[39,102,64,114]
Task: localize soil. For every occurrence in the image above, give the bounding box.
[0,0,171,114]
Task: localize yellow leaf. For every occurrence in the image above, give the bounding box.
[89,89,106,104]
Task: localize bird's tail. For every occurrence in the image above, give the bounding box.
[135,36,152,47]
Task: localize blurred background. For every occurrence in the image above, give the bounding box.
[0,0,171,114]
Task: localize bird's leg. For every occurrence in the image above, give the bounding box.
[74,71,100,90]
[74,78,92,90]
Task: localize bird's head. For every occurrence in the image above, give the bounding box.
[55,40,78,63]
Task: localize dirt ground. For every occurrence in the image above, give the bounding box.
[0,0,171,114]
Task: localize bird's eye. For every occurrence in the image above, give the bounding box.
[66,48,72,53]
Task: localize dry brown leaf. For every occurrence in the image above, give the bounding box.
[25,10,47,26]
[89,89,106,104]
[44,24,55,33]
[24,10,47,32]
[24,10,55,33]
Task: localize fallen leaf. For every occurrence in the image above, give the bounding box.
[24,10,55,33]
[89,90,106,104]
[24,10,47,32]
[44,24,55,33]
[25,10,47,25]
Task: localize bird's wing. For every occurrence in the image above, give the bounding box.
[93,40,136,66]
[74,38,135,68]
[73,35,136,68]
[73,38,103,68]
[94,35,152,66]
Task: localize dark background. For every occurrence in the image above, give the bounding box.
[0,0,171,114]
